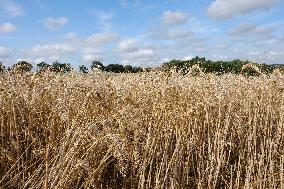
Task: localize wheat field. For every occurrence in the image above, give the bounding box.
[0,70,284,188]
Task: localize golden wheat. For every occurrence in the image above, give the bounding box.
[0,70,284,188]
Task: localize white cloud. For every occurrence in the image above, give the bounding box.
[82,48,102,55]
[0,22,16,33]
[278,35,284,43]
[228,23,276,36]
[211,54,228,60]
[182,55,194,61]
[115,38,137,53]
[195,47,207,52]
[86,32,118,45]
[120,59,130,65]
[61,32,80,44]
[233,48,240,53]
[48,56,60,62]
[158,57,171,63]
[118,48,155,66]
[216,44,228,49]
[27,44,75,57]
[248,51,261,56]
[161,10,188,26]
[82,54,102,62]
[0,0,23,17]
[125,49,155,60]
[207,0,281,20]
[152,28,193,40]
[43,17,68,31]
[34,57,45,64]
[81,47,102,63]
[0,46,12,58]
[89,10,114,31]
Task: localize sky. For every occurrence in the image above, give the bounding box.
[0,0,284,68]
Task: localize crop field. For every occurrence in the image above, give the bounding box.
[0,70,284,188]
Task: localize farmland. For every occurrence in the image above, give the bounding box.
[0,68,284,188]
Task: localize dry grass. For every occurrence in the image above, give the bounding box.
[1,69,284,189]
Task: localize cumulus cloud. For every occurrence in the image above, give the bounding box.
[278,35,284,43]
[228,23,276,36]
[86,32,118,45]
[0,22,16,33]
[211,54,228,60]
[34,57,45,64]
[88,10,114,31]
[82,54,102,62]
[0,46,12,58]
[27,44,75,57]
[0,0,23,17]
[182,55,194,61]
[216,44,228,49]
[115,38,137,53]
[195,47,207,52]
[161,10,188,26]
[152,28,193,40]
[43,17,68,31]
[82,48,102,55]
[161,10,187,26]
[125,49,155,60]
[119,49,155,66]
[81,48,102,62]
[207,0,281,20]
[61,32,80,44]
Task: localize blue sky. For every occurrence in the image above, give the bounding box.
[0,0,284,68]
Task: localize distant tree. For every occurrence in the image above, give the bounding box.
[105,64,124,73]
[0,62,5,72]
[11,61,33,73]
[161,57,284,76]
[132,66,143,73]
[79,65,88,73]
[37,62,51,72]
[91,60,104,71]
[124,65,134,73]
[50,61,73,73]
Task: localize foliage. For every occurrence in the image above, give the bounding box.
[104,63,125,73]
[4,57,284,76]
[50,61,73,73]
[36,61,51,72]
[90,60,105,71]
[11,61,33,73]
[79,65,88,73]
[0,62,5,72]
[162,56,284,76]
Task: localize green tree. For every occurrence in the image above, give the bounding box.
[124,65,134,73]
[132,66,143,73]
[0,62,5,72]
[79,65,88,73]
[50,61,73,73]
[37,62,51,72]
[11,61,33,73]
[105,64,124,73]
[91,60,104,71]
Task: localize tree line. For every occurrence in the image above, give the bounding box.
[1,57,283,75]
[0,60,144,74]
[162,56,284,76]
